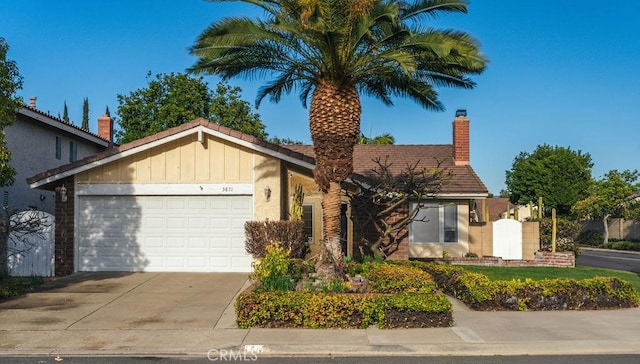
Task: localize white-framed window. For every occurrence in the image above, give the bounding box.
[69,141,77,162]
[55,136,62,160]
[409,202,458,244]
[302,204,314,244]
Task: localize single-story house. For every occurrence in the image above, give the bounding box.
[28,111,488,275]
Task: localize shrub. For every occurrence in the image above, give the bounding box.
[421,262,640,311]
[602,240,640,252]
[576,230,604,246]
[363,263,436,294]
[245,220,307,259]
[378,293,453,328]
[251,243,294,292]
[235,290,452,329]
[539,218,581,255]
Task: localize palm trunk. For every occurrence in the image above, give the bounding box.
[309,81,361,279]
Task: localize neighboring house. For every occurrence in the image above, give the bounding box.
[28,111,488,275]
[2,98,111,214]
[482,198,532,222]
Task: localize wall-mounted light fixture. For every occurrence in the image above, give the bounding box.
[60,185,67,202]
[264,186,271,202]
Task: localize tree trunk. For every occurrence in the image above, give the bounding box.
[602,214,610,245]
[309,81,361,279]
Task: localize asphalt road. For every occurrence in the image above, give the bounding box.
[577,249,640,273]
[4,355,640,364]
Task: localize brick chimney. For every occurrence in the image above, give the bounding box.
[97,113,113,146]
[453,109,470,166]
[29,96,37,108]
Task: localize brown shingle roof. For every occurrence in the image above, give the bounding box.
[286,144,488,195]
[21,105,110,144]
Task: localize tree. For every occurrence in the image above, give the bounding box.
[115,73,267,144]
[505,144,593,216]
[348,157,450,259]
[356,133,395,145]
[62,101,70,123]
[81,97,89,130]
[0,37,23,188]
[189,0,487,278]
[268,136,303,145]
[573,170,640,244]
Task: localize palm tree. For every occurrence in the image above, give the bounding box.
[357,132,395,145]
[190,0,487,278]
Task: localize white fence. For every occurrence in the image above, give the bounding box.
[6,210,55,277]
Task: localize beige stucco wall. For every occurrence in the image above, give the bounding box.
[288,170,323,255]
[254,154,281,221]
[409,201,470,258]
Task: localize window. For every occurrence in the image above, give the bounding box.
[55,136,62,160]
[69,141,77,162]
[302,204,314,244]
[409,202,458,244]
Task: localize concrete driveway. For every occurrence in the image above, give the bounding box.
[0,272,249,331]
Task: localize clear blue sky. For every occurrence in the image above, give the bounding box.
[2,0,639,194]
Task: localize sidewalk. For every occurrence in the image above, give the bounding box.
[2,287,640,358]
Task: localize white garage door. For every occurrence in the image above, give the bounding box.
[77,195,253,272]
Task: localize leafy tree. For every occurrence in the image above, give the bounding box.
[348,157,450,259]
[268,136,303,145]
[505,144,593,216]
[115,72,267,144]
[62,101,70,123]
[0,37,23,188]
[81,97,89,130]
[356,133,395,145]
[573,170,640,244]
[189,0,487,278]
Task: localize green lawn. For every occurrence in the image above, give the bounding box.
[459,265,640,292]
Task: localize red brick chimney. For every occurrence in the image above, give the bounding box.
[97,113,113,145]
[453,109,470,166]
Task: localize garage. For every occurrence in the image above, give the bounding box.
[77,195,253,272]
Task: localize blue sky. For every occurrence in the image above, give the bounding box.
[1,1,639,194]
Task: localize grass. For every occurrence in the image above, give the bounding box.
[459,265,640,292]
[0,276,45,299]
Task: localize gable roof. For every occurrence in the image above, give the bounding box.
[286,144,488,196]
[28,118,488,197]
[18,106,111,147]
[28,118,315,189]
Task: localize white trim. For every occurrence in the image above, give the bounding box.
[76,183,254,196]
[20,108,110,147]
[30,124,315,188]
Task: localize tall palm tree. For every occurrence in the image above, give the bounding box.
[190,0,487,278]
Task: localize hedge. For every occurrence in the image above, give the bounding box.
[420,262,640,311]
[235,290,452,329]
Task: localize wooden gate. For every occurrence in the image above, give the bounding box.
[492,219,522,260]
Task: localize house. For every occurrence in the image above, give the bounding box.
[28,111,488,275]
[2,97,111,214]
[482,197,533,222]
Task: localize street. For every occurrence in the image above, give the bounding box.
[577,249,640,273]
[2,355,640,364]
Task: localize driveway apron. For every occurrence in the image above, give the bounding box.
[0,272,249,331]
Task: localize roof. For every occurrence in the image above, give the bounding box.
[482,197,511,221]
[18,106,111,147]
[29,119,488,197]
[28,118,315,188]
[286,144,488,196]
